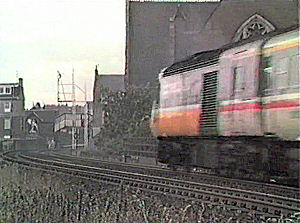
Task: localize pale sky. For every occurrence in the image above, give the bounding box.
[0,0,125,108]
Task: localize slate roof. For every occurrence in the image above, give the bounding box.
[93,73,125,103]
[163,49,222,77]
[96,75,125,92]
[26,110,58,123]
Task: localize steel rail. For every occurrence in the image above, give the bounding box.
[38,151,300,200]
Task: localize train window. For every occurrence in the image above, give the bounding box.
[262,56,273,90]
[188,80,201,105]
[161,98,167,108]
[233,66,245,93]
[161,92,181,108]
[288,54,299,86]
[275,57,289,88]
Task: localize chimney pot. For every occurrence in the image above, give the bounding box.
[19,78,23,87]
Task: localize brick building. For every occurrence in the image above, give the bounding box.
[92,66,125,137]
[25,109,58,140]
[0,78,25,149]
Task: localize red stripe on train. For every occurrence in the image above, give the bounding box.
[219,102,262,112]
[219,99,299,112]
[264,99,300,109]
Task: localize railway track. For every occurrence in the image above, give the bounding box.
[36,151,300,200]
[121,137,157,157]
[1,150,299,218]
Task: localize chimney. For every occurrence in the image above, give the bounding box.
[19,78,23,87]
[95,65,99,76]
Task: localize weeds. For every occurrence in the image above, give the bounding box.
[0,166,298,223]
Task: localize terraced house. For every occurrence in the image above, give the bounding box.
[0,78,25,150]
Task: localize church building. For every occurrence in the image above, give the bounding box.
[126,0,298,86]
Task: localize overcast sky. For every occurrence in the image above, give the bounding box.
[0,0,125,108]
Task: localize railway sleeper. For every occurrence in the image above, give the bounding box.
[251,205,258,211]
[190,193,196,198]
[213,198,219,202]
[204,195,211,201]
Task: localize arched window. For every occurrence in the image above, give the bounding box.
[233,14,275,42]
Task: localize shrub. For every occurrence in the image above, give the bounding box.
[95,84,158,150]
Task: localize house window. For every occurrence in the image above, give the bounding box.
[4,102,11,112]
[4,118,11,130]
[5,87,11,94]
[0,87,3,94]
[20,118,24,131]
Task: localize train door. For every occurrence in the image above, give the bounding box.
[229,47,263,136]
[200,71,218,136]
[218,41,265,137]
[231,66,247,134]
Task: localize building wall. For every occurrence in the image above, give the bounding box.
[126,0,298,86]
[92,67,125,137]
[0,78,25,140]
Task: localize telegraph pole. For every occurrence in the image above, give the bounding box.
[84,83,88,151]
[71,68,76,154]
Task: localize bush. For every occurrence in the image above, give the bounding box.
[95,84,158,150]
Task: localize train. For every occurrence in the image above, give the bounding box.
[150,26,299,186]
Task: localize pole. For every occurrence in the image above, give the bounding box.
[84,83,88,151]
[57,71,60,103]
[56,68,87,155]
[72,68,76,155]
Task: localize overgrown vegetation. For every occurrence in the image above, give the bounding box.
[1,166,298,223]
[95,84,158,151]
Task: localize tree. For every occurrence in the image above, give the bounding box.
[95,84,158,151]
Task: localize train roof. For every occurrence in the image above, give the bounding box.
[163,49,222,77]
[162,25,299,78]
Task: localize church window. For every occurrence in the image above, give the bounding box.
[233,14,275,42]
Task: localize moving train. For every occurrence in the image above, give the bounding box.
[150,26,299,185]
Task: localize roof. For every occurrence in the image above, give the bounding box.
[95,74,125,92]
[162,25,298,77]
[0,83,19,86]
[163,49,222,77]
[0,81,24,99]
[25,110,58,123]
